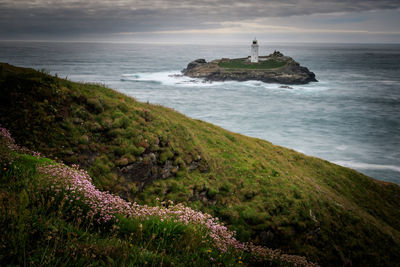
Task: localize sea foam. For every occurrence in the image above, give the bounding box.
[121,71,225,87]
[334,161,400,173]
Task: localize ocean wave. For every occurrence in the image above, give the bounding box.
[335,145,348,151]
[381,80,400,85]
[333,161,400,173]
[121,71,278,88]
[345,73,369,78]
[121,71,225,87]
[120,71,332,93]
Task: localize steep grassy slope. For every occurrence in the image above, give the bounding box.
[1,63,400,266]
[1,129,313,266]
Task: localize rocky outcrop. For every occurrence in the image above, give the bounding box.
[114,145,210,200]
[182,51,317,85]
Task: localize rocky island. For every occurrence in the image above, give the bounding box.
[182,40,317,85]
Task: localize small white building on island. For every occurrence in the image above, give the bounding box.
[251,39,259,63]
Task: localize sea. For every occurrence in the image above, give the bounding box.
[1,41,399,184]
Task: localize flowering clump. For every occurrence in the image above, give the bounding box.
[1,127,318,266]
[0,127,18,167]
[37,163,318,266]
[0,127,41,167]
[38,164,131,225]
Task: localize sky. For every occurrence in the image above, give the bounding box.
[0,0,399,43]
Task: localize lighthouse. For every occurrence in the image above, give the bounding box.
[251,39,259,63]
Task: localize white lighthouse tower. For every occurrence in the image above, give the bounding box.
[251,38,259,63]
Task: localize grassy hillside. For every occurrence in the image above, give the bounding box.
[1,127,313,266]
[0,127,317,267]
[1,62,400,266]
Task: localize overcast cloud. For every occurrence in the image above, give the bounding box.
[0,0,399,42]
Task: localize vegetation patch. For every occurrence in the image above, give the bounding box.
[218,58,287,69]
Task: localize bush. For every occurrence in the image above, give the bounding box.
[206,187,219,199]
[159,148,174,164]
[87,97,104,113]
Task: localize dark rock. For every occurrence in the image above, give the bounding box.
[73,118,83,124]
[260,230,275,244]
[182,58,207,73]
[272,50,284,57]
[115,149,208,198]
[188,161,199,171]
[149,152,156,162]
[168,74,183,78]
[64,149,74,155]
[161,160,174,178]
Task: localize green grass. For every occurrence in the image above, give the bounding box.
[218,58,287,70]
[1,62,400,266]
[0,144,269,266]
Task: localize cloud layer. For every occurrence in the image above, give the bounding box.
[0,0,399,41]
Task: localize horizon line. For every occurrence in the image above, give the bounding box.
[1,39,400,45]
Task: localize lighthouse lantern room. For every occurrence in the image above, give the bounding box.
[251,39,259,63]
